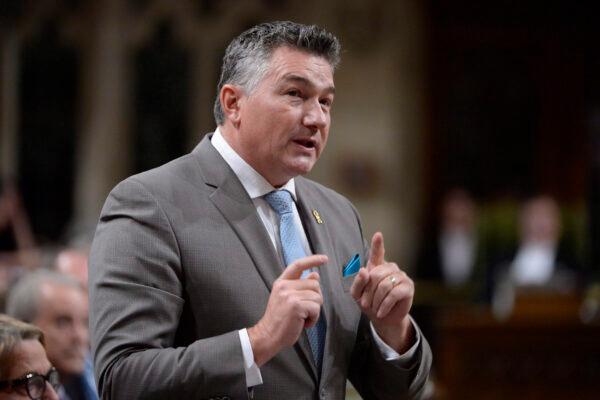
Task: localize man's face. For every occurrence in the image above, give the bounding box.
[234,46,335,186]
[33,283,88,377]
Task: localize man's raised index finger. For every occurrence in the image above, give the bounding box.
[281,254,328,280]
[368,232,385,268]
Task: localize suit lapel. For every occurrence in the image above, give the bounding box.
[295,177,339,385]
[209,186,284,291]
[193,135,282,291]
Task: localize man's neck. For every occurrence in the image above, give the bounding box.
[218,125,288,187]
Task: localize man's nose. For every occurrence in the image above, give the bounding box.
[74,321,89,345]
[302,99,328,131]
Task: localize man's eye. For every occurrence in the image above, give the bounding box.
[320,98,332,107]
[286,90,301,97]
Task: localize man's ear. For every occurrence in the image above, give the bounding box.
[220,84,244,128]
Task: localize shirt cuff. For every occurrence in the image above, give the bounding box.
[238,329,263,387]
[369,316,421,365]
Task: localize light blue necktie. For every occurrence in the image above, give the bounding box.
[264,189,326,373]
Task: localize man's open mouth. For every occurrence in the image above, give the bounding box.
[294,138,316,149]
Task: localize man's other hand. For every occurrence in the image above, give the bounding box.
[350,233,415,353]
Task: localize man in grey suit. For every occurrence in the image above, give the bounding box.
[89,21,432,399]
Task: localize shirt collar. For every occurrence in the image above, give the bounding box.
[211,127,297,200]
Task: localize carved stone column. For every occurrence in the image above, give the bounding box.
[71,0,131,241]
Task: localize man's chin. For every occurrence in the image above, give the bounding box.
[286,156,318,174]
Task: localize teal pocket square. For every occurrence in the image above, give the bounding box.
[342,254,361,277]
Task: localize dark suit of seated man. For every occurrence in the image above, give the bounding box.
[89,21,432,400]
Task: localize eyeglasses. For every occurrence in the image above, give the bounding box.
[0,367,60,400]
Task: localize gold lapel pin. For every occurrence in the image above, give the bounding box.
[312,209,323,224]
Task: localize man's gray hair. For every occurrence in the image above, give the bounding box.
[213,20,341,125]
[5,270,83,323]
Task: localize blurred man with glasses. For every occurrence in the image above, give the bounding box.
[6,272,95,400]
[0,314,60,400]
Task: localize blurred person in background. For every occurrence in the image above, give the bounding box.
[0,314,60,400]
[52,249,94,399]
[487,195,585,320]
[415,188,491,308]
[5,271,96,400]
[417,189,481,289]
[495,195,581,291]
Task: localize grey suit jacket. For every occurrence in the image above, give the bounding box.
[89,134,432,400]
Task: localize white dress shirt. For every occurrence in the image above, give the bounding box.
[211,128,418,388]
[439,228,476,286]
[510,242,556,286]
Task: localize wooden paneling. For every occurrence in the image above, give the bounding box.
[434,295,600,399]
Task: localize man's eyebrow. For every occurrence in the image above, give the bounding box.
[280,74,336,94]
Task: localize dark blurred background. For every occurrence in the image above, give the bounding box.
[2,1,600,399]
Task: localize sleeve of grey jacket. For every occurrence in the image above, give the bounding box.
[348,316,432,400]
[89,178,248,400]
